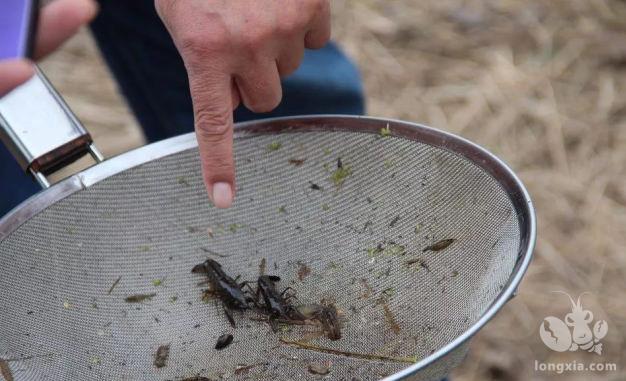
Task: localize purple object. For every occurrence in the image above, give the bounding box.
[0,0,38,60]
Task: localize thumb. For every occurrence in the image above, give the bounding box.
[34,0,98,59]
[0,60,34,97]
[189,72,236,208]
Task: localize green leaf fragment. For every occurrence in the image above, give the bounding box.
[90,356,101,365]
[280,324,291,333]
[366,247,382,258]
[376,268,391,279]
[152,279,162,287]
[267,141,282,151]
[330,165,352,186]
[380,124,391,137]
[414,223,423,234]
[381,287,395,298]
[229,223,243,233]
[383,244,405,256]
[367,244,405,257]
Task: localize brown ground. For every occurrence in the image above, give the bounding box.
[38,1,625,380]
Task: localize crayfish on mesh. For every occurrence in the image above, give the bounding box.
[192,259,342,340]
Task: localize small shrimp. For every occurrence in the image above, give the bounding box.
[297,303,342,341]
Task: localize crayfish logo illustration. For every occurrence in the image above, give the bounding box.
[539,291,608,354]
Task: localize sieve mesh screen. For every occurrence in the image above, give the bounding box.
[0,130,519,380]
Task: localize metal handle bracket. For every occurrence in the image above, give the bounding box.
[0,67,103,188]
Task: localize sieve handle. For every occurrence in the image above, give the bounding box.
[0,0,103,188]
[0,67,104,188]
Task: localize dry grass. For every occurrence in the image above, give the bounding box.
[39,0,625,379]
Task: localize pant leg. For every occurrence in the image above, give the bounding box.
[90,0,365,138]
[90,0,194,142]
[0,144,41,217]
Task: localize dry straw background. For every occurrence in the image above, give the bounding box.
[38,0,625,380]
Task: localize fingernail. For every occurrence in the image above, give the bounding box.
[212,182,233,208]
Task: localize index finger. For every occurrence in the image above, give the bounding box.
[188,70,236,209]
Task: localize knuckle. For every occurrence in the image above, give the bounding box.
[276,17,304,36]
[179,35,209,60]
[179,35,202,58]
[204,155,232,173]
[239,27,272,52]
[195,109,231,141]
[246,93,282,113]
[179,25,229,59]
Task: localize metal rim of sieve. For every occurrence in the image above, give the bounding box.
[0,115,536,380]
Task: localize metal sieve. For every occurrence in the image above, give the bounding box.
[0,70,535,381]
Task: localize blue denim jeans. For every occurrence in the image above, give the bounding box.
[0,0,364,217]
